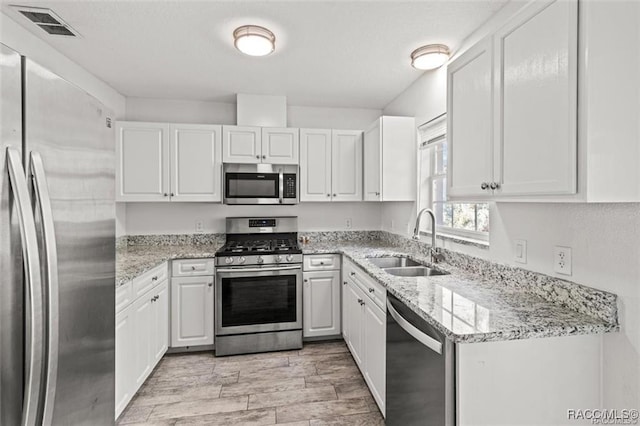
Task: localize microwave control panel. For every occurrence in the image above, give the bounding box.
[284,174,297,198]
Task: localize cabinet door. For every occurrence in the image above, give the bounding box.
[331,130,363,201]
[116,122,170,201]
[363,301,386,415]
[494,0,577,196]
[447,38,494,199]
[341,278,349,340]
[300,129,332,202]
[345,281,365,367]
[363,119,382,201]
[303,270,341,338]
[152,281,169,364]
[381,116,416,202]
[170,276,214,347]
[169,124,222,202]
[132,291,154,389]
[222,125,261,163]
[115,305,135,418]
[262,128,299,164]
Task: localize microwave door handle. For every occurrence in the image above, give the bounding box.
[278,168,284,204]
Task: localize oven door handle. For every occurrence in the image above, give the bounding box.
[278,168,284,204]
[216,265,302,273]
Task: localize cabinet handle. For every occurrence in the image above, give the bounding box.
[152,276,158,281]
[357,298,365,306]
[319,261,324,265]
[375,192,380,196]
[368,288,375,293]
[262,155,266,159]
[208,281,213,287]
[191,266,196,270]
[490,182,500,190]
[304,279,308,282]
[343,281,347,285]
[350,272,355,276]
[480,182,489,190]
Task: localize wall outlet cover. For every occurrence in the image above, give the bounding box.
[195,220,204,233]
[514,239,527,264]
[345,218,352,229]
[554,246,572,276]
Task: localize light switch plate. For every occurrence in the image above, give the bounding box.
[554,246,572,275]
[514,239,527,264]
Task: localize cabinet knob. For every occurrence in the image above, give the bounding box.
[350,272,355,276]
[256,155,260,159]
[163,193,168,197]
[375,192,380,196]
[333,194,337,197]
[304,279,308,282]
[490,182,500,190]
[343,281,347,285]
[326,194,331,197]
[152,276,158,281]
[368,288,375,293]
[357,298,364,306]
[208,281,213,287]
[191,266,196,270]
[170,193,175,196]
[262,155,266,159]
[319,261,324,265]
[480,182,489,190]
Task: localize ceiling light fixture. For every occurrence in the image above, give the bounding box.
[233,25,275,57]
[410,44,450,70]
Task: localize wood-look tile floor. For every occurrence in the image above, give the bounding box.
[117,341,385,425]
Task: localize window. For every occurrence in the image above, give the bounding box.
[418,114,489,242]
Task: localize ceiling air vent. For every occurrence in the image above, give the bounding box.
[11,5,80,37]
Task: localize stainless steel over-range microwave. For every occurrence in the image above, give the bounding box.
[223,163,298,205]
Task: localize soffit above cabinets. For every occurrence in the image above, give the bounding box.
[0,1,507,109]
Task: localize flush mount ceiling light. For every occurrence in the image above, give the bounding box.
[410,44,450,70]
[233,25,275,57]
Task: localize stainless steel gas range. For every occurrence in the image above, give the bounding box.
[214,217,303,356]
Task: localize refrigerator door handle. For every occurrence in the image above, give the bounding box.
[6,147,44,426]
[30,151,59,426]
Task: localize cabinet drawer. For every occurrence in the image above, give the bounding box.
[344,259,386,310]
[304,254,341,271]
[133,263,168,299]
[172,258,215,277]
[115,280,134,314]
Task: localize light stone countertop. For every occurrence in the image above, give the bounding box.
[116,238,618,344]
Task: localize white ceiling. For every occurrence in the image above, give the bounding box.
[1,0,507,109]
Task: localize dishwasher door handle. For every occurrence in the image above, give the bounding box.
[388,301,442,354]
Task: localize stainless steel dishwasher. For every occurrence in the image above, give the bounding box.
[386,293,456,426]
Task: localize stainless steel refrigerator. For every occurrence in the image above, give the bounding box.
[1,43,115,425]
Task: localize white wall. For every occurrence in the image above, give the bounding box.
[125,202,381,234]
[121,98,382,235]
[380,0,640,409]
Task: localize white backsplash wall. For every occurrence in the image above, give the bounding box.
[125,202,382,234]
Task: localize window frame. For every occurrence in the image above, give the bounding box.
[417,114,489,243]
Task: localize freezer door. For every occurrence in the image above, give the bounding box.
[0,43,25,426]
[24,58,116,425]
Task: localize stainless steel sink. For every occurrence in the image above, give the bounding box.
[383,266,449,277]
[367,256,423,268]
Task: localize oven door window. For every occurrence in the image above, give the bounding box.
[221,275,297,327]
[225,173,279,199]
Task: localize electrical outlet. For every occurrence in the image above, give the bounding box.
[554,246,572,275]
[195,220,204,233]
[391,220,395,231]
[514,239,527,264]
[345,218,352,229]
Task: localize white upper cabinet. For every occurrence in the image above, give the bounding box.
[169,124,222,202]
[300,129,332,201]
[447,0,578,200]
[364,116,416,202]
[222,125,262,163]
[116,121,223,202]
[223,126,299,164]
[116,122,170,202]
[300,129,363,202]
[331,129,363,202]
[262,128,299,164]
[494,0,577,196]
[447,38,494,199]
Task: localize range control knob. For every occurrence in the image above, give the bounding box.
[238,256,246,264]
[225,257,234,264]
[257,256,264,264]
[286,254,294,262]
[275,255,283,263]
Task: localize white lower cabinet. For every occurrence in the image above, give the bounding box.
[342,258,386,415]
[170,276,214,347]
[115,273,169,419]
[303,255,342,339]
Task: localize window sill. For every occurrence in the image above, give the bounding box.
[419,231,489,250]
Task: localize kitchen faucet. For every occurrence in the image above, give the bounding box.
[413,208,445,263]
